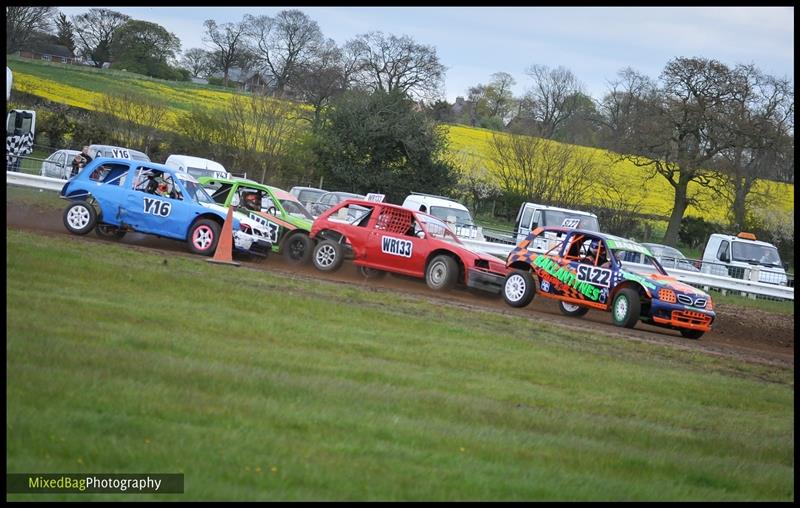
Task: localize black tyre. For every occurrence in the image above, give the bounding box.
[559,300,589,317]
[503,269,535,307]
[283,233,312,264]
[426,255,458,291]
[680,328,705,340]
[313,239,344,272]
[188,219,221,256]
[358,266,387,279]
[611,287,640,328]
[95,224,126,240]
[63,201,97,235]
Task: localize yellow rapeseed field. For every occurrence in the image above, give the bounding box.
[443,124,793,222]
[10,58,792,224]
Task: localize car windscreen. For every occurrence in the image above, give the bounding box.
[280,199,314,220]
[418,215,461,245]
[543,211,599,231]
[429,206,474,225]
[297,189,325,203]
[613,250,666,275]
[180,178,216,204]
[732,242,782,267]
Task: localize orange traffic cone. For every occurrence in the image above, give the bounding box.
[207,206,241,266]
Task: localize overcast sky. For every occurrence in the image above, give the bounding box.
[57,6,794,103]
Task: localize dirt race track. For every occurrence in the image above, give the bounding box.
[7,201,794,369]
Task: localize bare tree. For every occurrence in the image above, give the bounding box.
[6,6,56,54]
[96,91,169,155]
[517,64,585,138]
[596,68,657,148]
[450,149,501,215]
[348,31,446,102]
[71,8,130,67]
[177,94,303,183]
[203,18,248,87]
[243,9,324,97]
[180,48,212,78]
[599,57,741,246]
[292,38,348,130]
[714,65,794,230]
[490,132,599,209]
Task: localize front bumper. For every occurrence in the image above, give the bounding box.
[466,268,505,294]
[233,231,272,257]
[649,300,715,332]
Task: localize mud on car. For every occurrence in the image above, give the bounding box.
[59,158,272,257]
[198,176,315,264]
[309,199,508,293]
[503,227,716,339]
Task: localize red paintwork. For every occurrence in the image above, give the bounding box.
[310,199,508,282]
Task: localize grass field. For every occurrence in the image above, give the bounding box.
[9,56,793,227]
[6,226,793,501]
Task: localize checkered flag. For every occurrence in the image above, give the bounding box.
[6,132,34,167]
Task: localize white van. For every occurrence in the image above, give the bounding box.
[514,202,600,244]
[401,192,485,241]
[701,232,788,286]
[164,154,230,181]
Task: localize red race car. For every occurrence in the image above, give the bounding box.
[309,199,508,293]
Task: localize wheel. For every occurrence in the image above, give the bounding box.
[680,329,704,340]
[559,301,589,317]
[426,255,458,291]
[358,266,387,279]
[312,239,344,272]
[503,269,535,307]
[283,233,312,264]
[95,224,126,240]
[63,201,97,235]
[188,219,221,256]
[611,288,640,328]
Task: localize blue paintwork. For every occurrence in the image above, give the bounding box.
[59,157,240,242]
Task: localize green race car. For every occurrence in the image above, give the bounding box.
[198,176,315,264]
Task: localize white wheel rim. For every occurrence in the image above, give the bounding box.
[429,260,447,285]
[562,302,581,312]
[316,244,336,267]
[193,226,214,250]
[67,206,90,229]
[615,296,628,321]
[504,273,527,302]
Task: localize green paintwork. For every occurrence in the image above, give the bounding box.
[197,176,312,253]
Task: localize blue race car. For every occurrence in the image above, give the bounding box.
[502,227,716,339]
[59,157,272,257]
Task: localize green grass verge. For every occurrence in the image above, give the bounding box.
[6,229,793,500]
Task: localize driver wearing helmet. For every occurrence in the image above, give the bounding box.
[242,191,262,212]
[582,239,601,264]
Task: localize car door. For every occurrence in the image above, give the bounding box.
[123,167,198,240]
[535,232,610,309]
[43,151,62,178]
[365,207,427,276]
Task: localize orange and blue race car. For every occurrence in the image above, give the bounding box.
[502,227,716,339]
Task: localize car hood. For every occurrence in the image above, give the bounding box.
[624,270,710,298]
